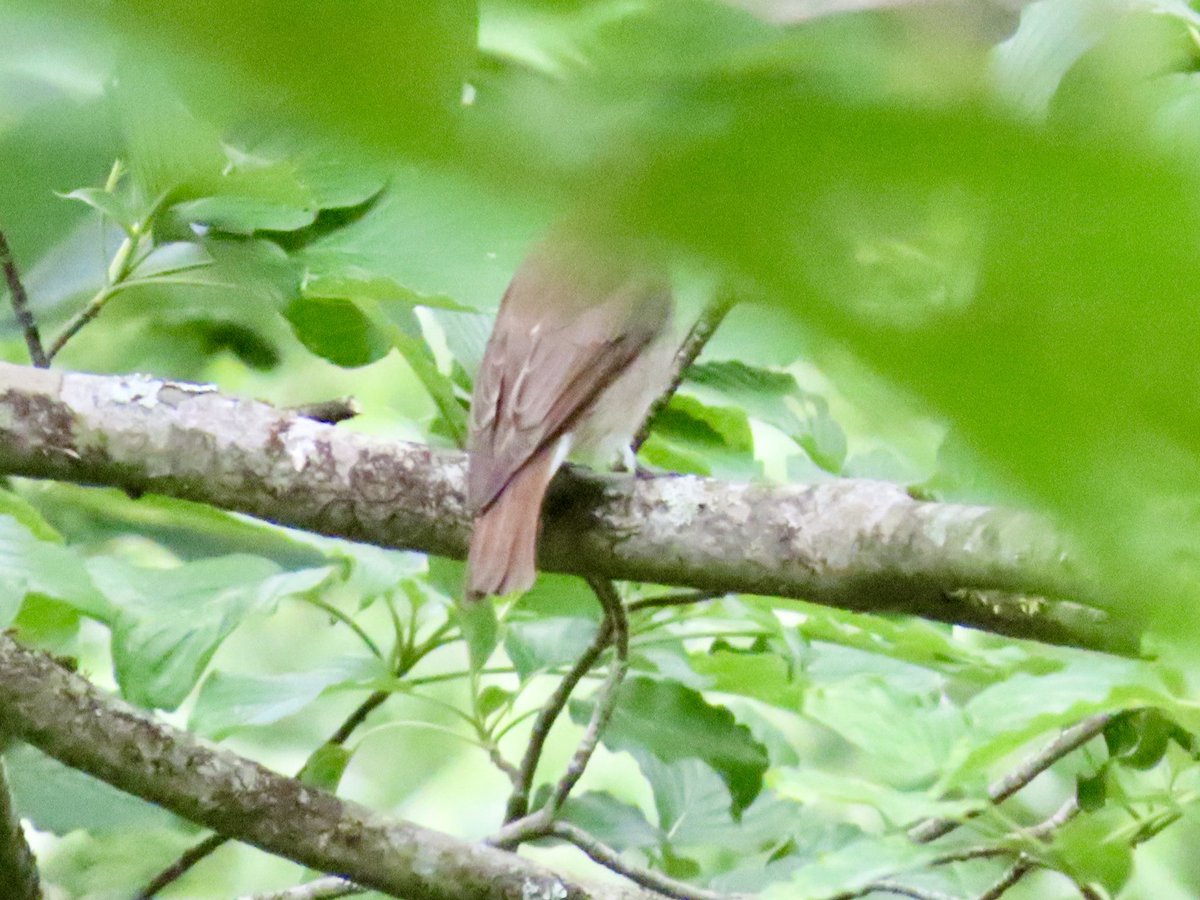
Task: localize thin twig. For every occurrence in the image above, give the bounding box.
[239,876,364,900]
[503,616,614,823]
[46,284,118,361]
[1024,795,1079,840]
[627,590,723,613]
[47,189,170,363]
[548,576,629,813]
[852,882,960,900]
[908,713,1112,843]
[483,734,522,786]
[550,820,735,900]
[135,834,227,899]
[976,855,1036,900]
[0,229,47,368]
[841,764,1092,900]
[632,287,737,451]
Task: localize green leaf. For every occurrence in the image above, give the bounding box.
[0,515,107,624]
[764,833,942,900]
[558,791,661,851]
[393,331,469,447]
[298,170,541,316]
[1052,809,1134,895]
[5,744,178,835]
[769,767,981,828]
[11,594,81,651]
[190,656,381,739]
[172,195,317,234]
[284,294,392,368]
[686,360,847,473]
[686,648,804,709]
[1077,769,1108,813]
[515,572,604,619]
[639,393,758,478]
[0,488,62,542]
[456,599,499,672]
[108,0,478,157]
[476,684,512,720]
[297,742,354,793]
[303,272,472,312]
[92,555,333,710]
[57,186,136,234]
[570,675,768,816]
[951,658,1175,785]
[804,675,966,788]
[504,616,598,680]
[1108,709,1174,771]
[634,752,799,851]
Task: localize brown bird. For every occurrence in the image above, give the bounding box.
[465,232,675,601]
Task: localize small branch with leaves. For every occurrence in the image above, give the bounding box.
[834,714,1114,900]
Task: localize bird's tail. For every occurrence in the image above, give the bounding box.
[465,445,558,601]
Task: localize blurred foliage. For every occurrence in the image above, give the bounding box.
[3,0,1200,898]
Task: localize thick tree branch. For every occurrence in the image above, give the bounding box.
[242,877,362,900]
[0,362,1125,651]
[0,633,658,900]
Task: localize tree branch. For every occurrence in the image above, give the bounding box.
[504,617,613,823]
[975,855,1036,900]
[0,632,659,900]
[908,713,1112,843]
[633,289,736,452]
[0,362,1125,652]
[241,877,363,900]
[549,577,629,813]
[139,630,447,896]
[550,820,736,900]
[0,230,47,369]
[0,751,40,900]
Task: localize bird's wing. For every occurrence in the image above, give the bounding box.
[467,252,669,515]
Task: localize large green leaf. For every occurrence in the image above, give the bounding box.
[284,294,392,368]
[803,675,967,789]
[634,752,799,851]
[504,616,598,680]
[0,515,106,624]
[5,744,178,835]
[570,675,768,815]
[686,361,847,473]
[557,790,661,851]
[190,656,382,739]
[639,393,759,478]
[92,555,333,710]
[33,0,480,159]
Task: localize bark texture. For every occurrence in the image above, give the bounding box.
[0,632,655,900]
[0,362,1122,651]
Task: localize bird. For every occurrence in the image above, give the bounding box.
[464,230,675,601]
